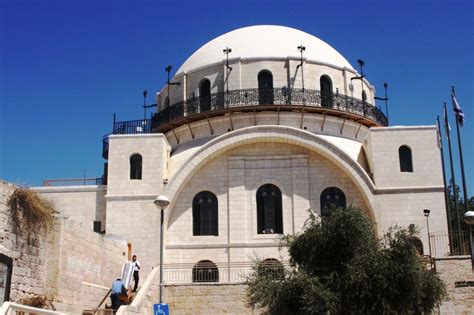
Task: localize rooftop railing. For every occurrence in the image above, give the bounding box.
[43,177,104,187]
[102,119,152,159]
[152,87,388,132]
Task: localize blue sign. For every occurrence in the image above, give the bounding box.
[154,303,170,315]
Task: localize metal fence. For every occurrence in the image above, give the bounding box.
[429,231,470,257]
[43,177,104,187]
[164,261,289,284]
[153,87,388,129]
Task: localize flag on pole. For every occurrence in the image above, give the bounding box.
[451,91,465,127]
[444,104,451,140]
[436,119,443,149]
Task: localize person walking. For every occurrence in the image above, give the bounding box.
[132,255,141,292]
[110,278,126,313]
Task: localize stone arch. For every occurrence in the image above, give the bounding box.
[163,125,377,226]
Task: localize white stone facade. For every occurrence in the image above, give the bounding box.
[31,25,448,286]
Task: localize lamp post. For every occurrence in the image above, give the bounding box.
[154,195,170,304]
[463,211,474,272]
[424,209,432,258]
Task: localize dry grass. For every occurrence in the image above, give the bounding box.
[7,187,56,244]
[19,295,56,310]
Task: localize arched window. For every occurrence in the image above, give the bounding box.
[362,90,367,104]
[199,79,211,112]
[258,70,274,105]
[129,154,142,180]
[399,145,413,172]
[257,258,284,279]
[410,237,424,255]
[193,191,218,236]
[320,75,333,108]
[164,96,170,121]
[257,184,283,234]
[192,260,219,282]
[320,187,346,217]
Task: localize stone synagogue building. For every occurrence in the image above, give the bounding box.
[2,25,470,314]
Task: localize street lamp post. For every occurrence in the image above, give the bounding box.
[463,211,474,272]
[154,195,170,304]
[424,209,432,258]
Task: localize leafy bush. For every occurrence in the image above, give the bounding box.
[246,206,447,314]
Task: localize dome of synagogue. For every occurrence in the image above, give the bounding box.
[176,25,354,74]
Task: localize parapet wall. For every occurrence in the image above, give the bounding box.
[0,180,128,313]
[436,256,474,314]
[165,284,254,314]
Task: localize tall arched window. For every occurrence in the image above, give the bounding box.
[164,96,170,121]
[192,260,219,282]
[257,184,283,234]
[320,75,333,108]
[258,70,274,105]
[193,191,218,236]
[199,79,211,112]
[320,187,346,217]
[130,154,142,180]
[399,145,413,172]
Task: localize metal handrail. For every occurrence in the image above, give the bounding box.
[92,288,112,314]
[152,88,388,130]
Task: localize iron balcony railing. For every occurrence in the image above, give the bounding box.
[152,88,388,131]
[102,119,152,159]
[164,261,289,284]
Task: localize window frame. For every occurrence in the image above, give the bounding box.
[320,75,333,108]
[399,145,414,172]
[199,79,211,112]
[192,191,219,236]
[192,260,219,283]
[320,187,347,217]
[258,70,274,105]
[129,154,143,180]
[256,184,283,234]
[0,253,13,303]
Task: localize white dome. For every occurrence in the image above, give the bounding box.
[176,25,354,74]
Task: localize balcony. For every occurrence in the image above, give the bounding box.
[102,119,152,159]
[152,88,388,133]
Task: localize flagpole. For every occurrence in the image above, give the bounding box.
[437,115,454,254]
[451,86,472,271]
[444,102,462,251]
[451,86,469,211]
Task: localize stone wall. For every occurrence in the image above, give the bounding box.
[54,218,128,314]
[165,284,255,315]
[436,256,474,314]
[0,180,128,313]
[0,180,57,304]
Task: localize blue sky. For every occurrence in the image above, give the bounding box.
[1,0,473,196]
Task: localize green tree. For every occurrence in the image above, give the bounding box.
[246,206,446,314]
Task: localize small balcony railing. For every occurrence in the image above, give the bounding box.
[152,88,388,132]
[102,119,152,159]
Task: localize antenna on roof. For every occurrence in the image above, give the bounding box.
[142,90,155,123]
[296,45,306,90]
[374,82,389,125]
[223,47,232,93]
